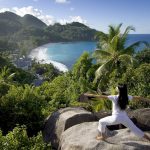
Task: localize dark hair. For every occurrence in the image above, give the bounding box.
[117,84,129,110]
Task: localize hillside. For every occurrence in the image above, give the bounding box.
[21,14,47,29]
[0,11,22,36]
[46,22,96,41]
[0,11,97,52]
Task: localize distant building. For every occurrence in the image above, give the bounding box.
[13,56,32,70]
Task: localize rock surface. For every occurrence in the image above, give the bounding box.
[127,108,150,131]
[42,107,96,149]
[60,122,150,150]
[94,108,150,131]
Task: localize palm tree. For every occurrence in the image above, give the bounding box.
[93,23,147,82]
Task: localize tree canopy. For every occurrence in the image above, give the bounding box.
[93,24,147,82]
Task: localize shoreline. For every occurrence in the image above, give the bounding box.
[36,40,97,48]
[29,46,69,72]
[29,41,97,73]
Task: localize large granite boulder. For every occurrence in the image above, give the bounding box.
[127,108,150,131]
[60,122,150,150]
[42,107,96,149]
[94,110,137,130]
[94,108,150,131]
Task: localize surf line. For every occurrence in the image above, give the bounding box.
[29,47,68,72]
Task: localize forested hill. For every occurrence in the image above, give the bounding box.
[0,11,97,50]
[0,11,47,35]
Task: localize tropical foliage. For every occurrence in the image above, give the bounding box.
[0,126,51,150]
[31,62,61,82]
[0,84,46,135]
[93,24,146,84]
[135,48,150,65]
[0,23,149,148]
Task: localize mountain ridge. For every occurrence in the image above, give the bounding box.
[0,11,97,52]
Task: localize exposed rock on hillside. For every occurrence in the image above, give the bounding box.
[42,107,150,149]
[60,122,150,150]
[42,107,96,149]
[128,108,150,131]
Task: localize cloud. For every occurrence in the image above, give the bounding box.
[12,6,41,17]
[0,6,87,26]
[0,8,10,13]
[0,6,56,25]
[70,16,87,24]
[59,16,87,25]
[38,15,55,25]
[55,0,70,4]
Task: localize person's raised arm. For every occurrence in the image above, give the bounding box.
[83,93,108,100]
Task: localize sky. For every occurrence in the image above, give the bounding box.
[0,0,150,33]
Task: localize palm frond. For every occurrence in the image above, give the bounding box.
[92,49,111,64]
[116,23,123,34]
[95,59,114,81]
[120,25,135,48]
[122,26,135,38]
[7,73,16,80]
[108,25,116,40]
[1,66,10,78]
[92,49,111,58]
[95,31,108,42]
[108,23,122,40]
[124,41,148,54]
[110,35,119,51]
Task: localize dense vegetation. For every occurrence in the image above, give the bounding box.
[0,126,51,149]
[0,23,150,148]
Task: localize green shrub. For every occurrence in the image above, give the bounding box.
[0,85,46,135]
[120,64,150,97]
[0,126,51,150]
[40,75,70,108]
[31,62,61,82]
[0,81,10,97]
[129,98,150,109]
[91,98,112,112]
[135,48,150,65]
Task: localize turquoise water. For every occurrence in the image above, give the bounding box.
[30,34,150,71]
[46,42,97,69]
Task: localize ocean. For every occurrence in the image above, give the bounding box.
[29,34,150,72]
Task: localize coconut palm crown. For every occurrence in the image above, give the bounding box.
[93,23,147,82]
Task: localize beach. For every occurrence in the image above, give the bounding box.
[29,46,69,72]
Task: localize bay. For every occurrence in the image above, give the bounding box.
[29,34,150,72]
